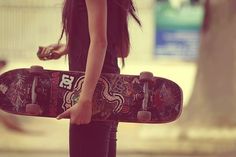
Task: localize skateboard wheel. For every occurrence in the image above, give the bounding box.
[139,72,153,82]
[25,104,43,116]
[137,111,151,122]
[30,65,44,74]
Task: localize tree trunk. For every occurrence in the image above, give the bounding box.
[180,0,236,127]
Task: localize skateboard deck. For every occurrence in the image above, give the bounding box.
[0,66,183,124]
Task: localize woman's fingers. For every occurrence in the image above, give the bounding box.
[37,47,49,60]
[56,109,70,120]
[37,46,60,60]
[50,50,61,59]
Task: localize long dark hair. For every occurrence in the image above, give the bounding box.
[58,0,141,65]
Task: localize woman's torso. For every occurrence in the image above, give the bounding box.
[68,0,120,74]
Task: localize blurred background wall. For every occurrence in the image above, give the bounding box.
[0,0,63,59]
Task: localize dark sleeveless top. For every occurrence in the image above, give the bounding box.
[68,0,120,74]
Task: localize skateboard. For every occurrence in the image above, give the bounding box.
[0,66,183,124]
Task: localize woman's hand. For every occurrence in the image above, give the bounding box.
[56,98,93,125]
[37,43,67,60]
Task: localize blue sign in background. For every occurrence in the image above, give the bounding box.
[156,29,200,60]
[154,2,204,60]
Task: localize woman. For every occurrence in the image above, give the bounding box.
[38,0,141,157]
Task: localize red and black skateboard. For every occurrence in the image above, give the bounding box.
[0,66,183,124]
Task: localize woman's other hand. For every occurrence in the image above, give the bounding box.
[37,43,67,60]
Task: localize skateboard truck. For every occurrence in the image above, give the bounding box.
[25,66,44,116]
[137,72,153,122]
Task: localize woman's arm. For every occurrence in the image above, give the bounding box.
[57,0,108,124]
[80,0,108,100]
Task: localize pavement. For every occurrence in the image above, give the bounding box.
[1,117,236,157]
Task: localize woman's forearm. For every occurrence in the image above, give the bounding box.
[79,41,107,101]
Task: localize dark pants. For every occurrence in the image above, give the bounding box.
[69,121,118,157]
